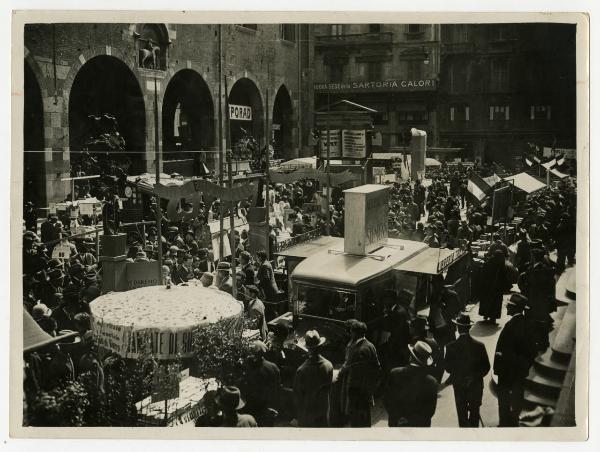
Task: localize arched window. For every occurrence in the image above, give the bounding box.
[136,24,169,70]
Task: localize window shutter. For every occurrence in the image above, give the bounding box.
[505,106,510,120]
[489,106,494,120]
[450,107,455,121]
[465,106,470,121]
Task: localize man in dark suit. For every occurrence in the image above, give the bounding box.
[444,313,491,427]
[337,319,381,427]
[384,341,439,427]
[517,247,556,352]
[241,340,281,427]
[255,250,279,303]
[293,330,334,427]
[493,293,538,427]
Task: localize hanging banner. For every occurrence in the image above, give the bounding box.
[268,168,359,186]
[342,130,367,158]
[149,179,256,223]
[319,130,341,158]
[229,104,252,121]
[211,233,232,261]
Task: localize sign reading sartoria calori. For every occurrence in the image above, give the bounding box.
[229,104,252,120]
[314,79,437,93]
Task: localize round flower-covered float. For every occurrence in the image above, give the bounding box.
[89,281,244,360]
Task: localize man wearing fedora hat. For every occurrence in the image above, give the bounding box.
[244,285,268,341]
[241,340,281,427]
[293,330,333,427]
[384,340,439,427]
[215,386,257,427]
[444,313,490,427]
[493,293,538,427]
[517,246,556,352]
[336,319,381,427]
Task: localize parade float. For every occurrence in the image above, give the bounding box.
[89,279,245,426]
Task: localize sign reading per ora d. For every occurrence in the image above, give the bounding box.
[229,104,252,121]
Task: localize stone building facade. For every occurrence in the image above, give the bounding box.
[23,23,314,205]
[436,23,577,166]
[312,23,441,150]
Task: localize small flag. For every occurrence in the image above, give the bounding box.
[557,156,566,166]
[542,158,557,170]
[483,173,501,188]
[533,156,541,163]
[550,168,568,179]
[467,172,492,202]
[525,157,533,167]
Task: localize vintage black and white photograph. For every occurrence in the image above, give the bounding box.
[11,11,588,439]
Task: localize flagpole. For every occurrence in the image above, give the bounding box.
[153,75,163,282]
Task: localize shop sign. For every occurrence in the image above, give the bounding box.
[372,167,386,177]
[319,129,341,158]
[229,104,252,121]
[342,130,366,158]
[314,79,437,93]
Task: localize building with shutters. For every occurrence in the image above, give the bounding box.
[312,24,441,152]
[437,23,576,166]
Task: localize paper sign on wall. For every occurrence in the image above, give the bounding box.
[342,130,366,158]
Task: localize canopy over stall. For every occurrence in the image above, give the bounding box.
[394,247,467,275]
[503,172,547,194]
[279,156,317,171]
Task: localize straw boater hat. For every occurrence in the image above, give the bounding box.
[408,340,434,367]
[304,330,326,351]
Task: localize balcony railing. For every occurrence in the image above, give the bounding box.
[315,32,394,47]
[441,42,475,54]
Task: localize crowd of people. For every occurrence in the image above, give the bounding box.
[22,154,577,427]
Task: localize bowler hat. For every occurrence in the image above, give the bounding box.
[452,313,474,327]
[304,330,326,350]
[408,340,434,367]
[245,285,260,296]
[216,386,245,411]
[168,226,179,234]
